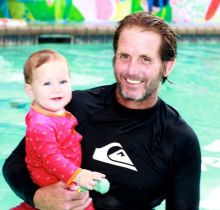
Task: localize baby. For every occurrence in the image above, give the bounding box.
[12,49,106,210]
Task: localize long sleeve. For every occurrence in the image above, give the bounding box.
[26,121,82,186]
[165,121,201,210]
[2,138,38,207]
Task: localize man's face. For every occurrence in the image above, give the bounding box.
[114,27,165,105]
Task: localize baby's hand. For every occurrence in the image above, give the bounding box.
[75,169,105,190]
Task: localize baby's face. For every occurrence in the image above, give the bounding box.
[30,59,72,114]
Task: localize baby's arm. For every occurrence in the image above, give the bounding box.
[78,177,110,194]
[27,123,106,190]
[73,169,105,190]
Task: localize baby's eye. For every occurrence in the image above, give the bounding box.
[43,82,50,86]
[60,80,67,84]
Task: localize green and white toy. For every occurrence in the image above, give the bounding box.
[79,178,110,194]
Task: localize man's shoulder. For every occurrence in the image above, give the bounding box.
[72,83,115,106]
[160,100,190,129]
[159,100,200,163]
[73,84,115,97]
[160,99,199,146]
[66,83,115,120]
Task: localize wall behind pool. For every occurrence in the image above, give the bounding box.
[0,0,219,24]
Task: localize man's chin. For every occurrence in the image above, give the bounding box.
[117,85,146,101]
[121,92,146,102]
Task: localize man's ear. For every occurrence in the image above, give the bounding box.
[25,83,34,99]
[163,60,176,77]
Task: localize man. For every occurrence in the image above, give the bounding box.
[3,12,201,210]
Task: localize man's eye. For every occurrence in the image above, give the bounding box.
[139,56,150,64]
[118,54,130,62]
[43,82,50,86]
[120,54,128,58]
[60,80,67,84]
[121,54,129,59]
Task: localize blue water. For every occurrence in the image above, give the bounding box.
[0,42,220,210]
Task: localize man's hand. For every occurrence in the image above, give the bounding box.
[33,181,92,210]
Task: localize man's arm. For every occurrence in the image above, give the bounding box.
[165,129,201,210]
[2,138,38,207]
[2,138,92,210]
[34,182,92,210]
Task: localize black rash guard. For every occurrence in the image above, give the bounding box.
[3,83,201,210]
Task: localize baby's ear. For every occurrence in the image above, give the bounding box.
[25,84,34,99]
[163,60,176,77]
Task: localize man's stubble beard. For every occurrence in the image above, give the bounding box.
[115,72,163,102]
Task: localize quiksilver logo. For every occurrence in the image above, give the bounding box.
[92,142,138,171]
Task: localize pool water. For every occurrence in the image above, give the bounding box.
[0,42,220,210]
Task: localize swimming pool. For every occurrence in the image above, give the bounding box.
[0,42,220,210]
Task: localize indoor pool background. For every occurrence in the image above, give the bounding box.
[0,42,220,210]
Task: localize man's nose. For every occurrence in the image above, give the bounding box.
[127,59,139,76]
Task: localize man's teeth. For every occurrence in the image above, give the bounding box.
[126,79,141,84]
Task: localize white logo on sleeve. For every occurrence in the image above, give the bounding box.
[92,142,138,171]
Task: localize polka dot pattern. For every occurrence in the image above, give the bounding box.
[25,107,83,186]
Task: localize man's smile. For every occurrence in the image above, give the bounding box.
[126,78,142,84]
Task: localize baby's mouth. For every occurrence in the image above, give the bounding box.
[51,97,62,101]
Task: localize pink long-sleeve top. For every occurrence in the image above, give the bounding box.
[25,105,83,187]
